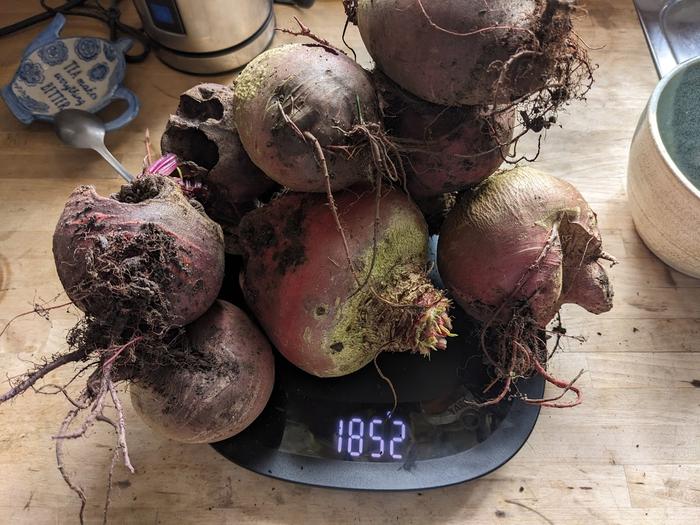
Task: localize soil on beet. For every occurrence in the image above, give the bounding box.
[114,176,163,203]
[68,221,185,331]
[239,195,309,277]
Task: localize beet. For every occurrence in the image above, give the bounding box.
[238,188,452,377]
[130,301,274,443]
[437,166,614,407]
[160,83,276,226]
[374,70,514,198]
[438,166,614,327]
[4,180,227,519]
[349,0,589,107]
[233,44,381,192]
[53,175,225,327]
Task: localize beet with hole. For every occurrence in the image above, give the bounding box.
[238,188,452,377]
[160,83,276,219]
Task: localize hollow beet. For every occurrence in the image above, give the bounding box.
[233,44,382,192]
[374,70,514,198]
[160,83,276,226]
[130,300,274,443]
[238,188,452,377]
[53,175,225,327]
[349,0,589,107]
[438,166,614,328]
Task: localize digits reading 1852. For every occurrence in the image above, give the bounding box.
[336,417,407,460]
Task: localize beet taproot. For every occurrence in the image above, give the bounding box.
[238,188,452,377]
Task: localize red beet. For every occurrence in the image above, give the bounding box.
[3,178,227,519]
[350,0,588,107]
[53,175,225,327]
[233,44,381,192]
[130,300,274,443]
[438,166,614,327]
[374,71,514,198]
[238,188,452,377]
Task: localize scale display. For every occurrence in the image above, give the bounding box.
[213,251,544,490]
[334,416,407,460]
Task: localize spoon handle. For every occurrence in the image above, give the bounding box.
[93,144,134,183]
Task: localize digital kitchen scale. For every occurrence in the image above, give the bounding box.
[213,239,545,491]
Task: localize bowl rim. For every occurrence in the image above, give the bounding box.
[647,55,700,202]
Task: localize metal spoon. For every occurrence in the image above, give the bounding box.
[53,109,134,183]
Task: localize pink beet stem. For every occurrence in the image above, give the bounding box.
[147,153,179,177]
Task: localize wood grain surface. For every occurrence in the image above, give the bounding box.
[0,1,698,523]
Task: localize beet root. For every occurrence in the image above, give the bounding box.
[437,166,614,407]
[160,83,276,225]
[130,300,274,443]
[438,166,614,328]
[0,175,225,521]
[233,44,384,192]
[351,0,591,108]
[238,188,452,377]
[374,71,514,198]
[53,175,225,328]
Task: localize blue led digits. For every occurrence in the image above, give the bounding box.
[336,416,407,460]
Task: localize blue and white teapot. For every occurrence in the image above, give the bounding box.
[1,14,139,131]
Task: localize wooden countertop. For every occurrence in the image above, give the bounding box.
[1,1,698,523]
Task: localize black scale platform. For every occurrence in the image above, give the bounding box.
[213,238,545,491]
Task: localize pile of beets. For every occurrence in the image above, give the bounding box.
[1,1,614,521]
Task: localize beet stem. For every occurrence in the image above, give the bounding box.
[276,17,341,56]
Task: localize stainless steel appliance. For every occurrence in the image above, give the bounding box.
[132,0,312,74]
[635,0,700,77]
